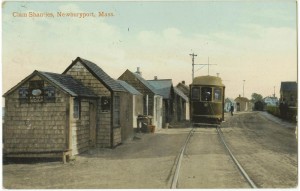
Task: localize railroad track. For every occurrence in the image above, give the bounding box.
[170,125,258,189]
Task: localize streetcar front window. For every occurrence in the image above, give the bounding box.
[191,87,200,100]
[214,88,222,101]
[201,87,212,101]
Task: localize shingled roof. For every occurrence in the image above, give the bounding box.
[63,57,125,92]
[3,70,97,98]
[124,70,161,95]
[40,71,97,97]
[147,79,173,99]
[174,87,189,102]
[117,80,142,95]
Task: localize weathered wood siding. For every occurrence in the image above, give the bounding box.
[65,61,112,147]
[118,91,133,143]
[133,95,144,128]
[118,71,155,116]
[3,75,68,153]
[71,99,90,155]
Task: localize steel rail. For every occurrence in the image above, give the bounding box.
[216,126,258,188]
[170,127,194,189]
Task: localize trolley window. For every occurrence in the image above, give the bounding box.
[214,88,222,101]
[201,87,212,101]
[191,87,200,100]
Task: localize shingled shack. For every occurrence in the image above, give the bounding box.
[3,70,97,162]
[3,57,138,162]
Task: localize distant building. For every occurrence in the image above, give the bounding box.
[280,81,297,107]
[235,95,252,111]
[117,80,144,129]
[263,96,278,106]
[148,78,174,127]
[176,81,189,97]
[174,87,190,121]
[118,68,163,129]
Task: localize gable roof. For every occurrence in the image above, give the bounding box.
[176,82,189,97]
[225,98,236,103]
[147,79,173,99]
[174,87,189,102]
[117,80,142,95]
[121,69,161,95]
[280,81,297,92]
[4,70,97,98]
[235,96,249,102]
[63,57,125,92]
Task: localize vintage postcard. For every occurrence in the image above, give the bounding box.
[2,0,298,189]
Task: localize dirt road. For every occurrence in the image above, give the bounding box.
[3,111,298,188]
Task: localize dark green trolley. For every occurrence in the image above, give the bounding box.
[190,75,225,125]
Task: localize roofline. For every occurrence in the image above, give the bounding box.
[3,70,38,97]
[3,70,98,98]
[124,69,161,95]
[3,70,74,98]
[147,79,173,81]
[63,57,121,93]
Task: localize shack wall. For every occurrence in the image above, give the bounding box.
[65,61,112,147]
[71,98,91,155]
[3,75,69,154]
[118,71,155,116]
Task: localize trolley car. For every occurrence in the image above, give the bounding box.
[190,75,225,125]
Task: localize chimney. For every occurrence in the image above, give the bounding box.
[154,76,158,80]
[135,67,142,76]
[182,81,185,85]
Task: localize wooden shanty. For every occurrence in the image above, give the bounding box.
[63,57,134,147]
[176,81,189,97]
[3,70,97,161]
[174,87,190,121]
[147,78,175,127]
[118,68,163,129]
[235,95,252,112]
[117,80,144,128]
[3,57,140,162]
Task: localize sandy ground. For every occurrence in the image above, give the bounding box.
[3,128,189,189]
[221,111,298,188]
[3,111,298,189]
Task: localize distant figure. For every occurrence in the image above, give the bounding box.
[230,105,234,116]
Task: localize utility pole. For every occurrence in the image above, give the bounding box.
[273,86,276,97]
[190,53,197,80]
[243,80,245,97]
[190,54,217,81]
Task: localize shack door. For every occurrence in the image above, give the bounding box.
[89,101,97,147]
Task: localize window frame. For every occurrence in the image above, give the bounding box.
[73,98,81,119]
[213,87,222,102]
[191,87,200,100]
[201,87,212,102]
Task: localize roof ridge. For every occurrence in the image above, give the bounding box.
[75,57,125,92]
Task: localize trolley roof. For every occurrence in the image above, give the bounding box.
[192,75,225,87]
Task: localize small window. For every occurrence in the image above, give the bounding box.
[73,98,80,119]
[201,87,212,101]
[101,96,111,112]
[191,87,200,100]
[214,88,222,101]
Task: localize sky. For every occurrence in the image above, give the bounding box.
[2,0,297,99]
